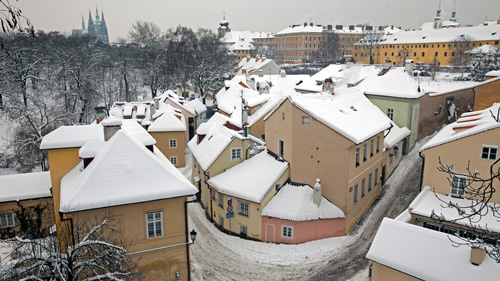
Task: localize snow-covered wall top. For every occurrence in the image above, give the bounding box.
[0,172,51,202]
[367,218,498,281]
[261,184,345,221]
[207,151,288,203]
[60,130,196,213]
[276,25,325,35]
[420,103,500,151]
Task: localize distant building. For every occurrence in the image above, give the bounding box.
[72,7,109,44]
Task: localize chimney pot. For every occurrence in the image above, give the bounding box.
[470,247,486,265]
[313,179,322,206]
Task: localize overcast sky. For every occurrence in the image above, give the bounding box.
[14,0,500,42]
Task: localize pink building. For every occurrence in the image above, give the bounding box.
[261,182,345,244]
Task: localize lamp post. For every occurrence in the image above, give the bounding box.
[190,229,197,243]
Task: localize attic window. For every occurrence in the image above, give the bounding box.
[208,135,213,141]
[493,31,497,35]
[422,36,426,39]
[393,38,398,41]
[350,106,357,111]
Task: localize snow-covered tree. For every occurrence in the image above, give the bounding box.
[0,0,34,34]
[0,216,141,280]
[468,49,500,82]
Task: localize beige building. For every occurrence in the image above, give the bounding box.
[41,122,198,281]
[264,90,391,233]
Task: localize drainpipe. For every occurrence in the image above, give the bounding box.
[419,151,425,192]
[184,198,197,281]
[58,212,75,247]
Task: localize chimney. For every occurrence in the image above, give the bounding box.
[280,69,286,78]
[336,25,343,30]
[349,25,354,30]
[310,22,313,27]
[258,69,264,77]
[391,25,394,30]
[383,60,392,70]
[322,78,334,94]
[304,22,307,27]
[405,59,414,77]
[327,25,332,30]
[379,26,384,31]
[246,77,256,90]
[101,118,122,141]
[154,97,160,110]
[313,179,322,206]
[246,54,251,62]
[470,247,486,265]
[366,25,373,31]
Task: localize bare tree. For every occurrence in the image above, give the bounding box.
[0,0,34,34]
[312,30,340,63]
[451,34,474,67]
[0,215,141,280]
[357,27,383,64]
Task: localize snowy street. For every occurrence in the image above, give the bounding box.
[188,138,428,281]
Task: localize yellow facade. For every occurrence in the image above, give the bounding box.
[421,127,500,203]
[150,131,186,167]
[264,99,385,233]
[369,262,420,281]
[0,198,55,237]
[473,78,500,111]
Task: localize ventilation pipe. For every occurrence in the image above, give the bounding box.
[313,179,322,206]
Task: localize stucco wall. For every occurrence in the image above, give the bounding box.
[473,78,500,111]
[150,131,186,167]
[369,262,420,281]
[0,198,55,238]
[418,89,475,140]
[421,127,500,203]
[261,217,345,244]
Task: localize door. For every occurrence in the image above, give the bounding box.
[266,224,275,243]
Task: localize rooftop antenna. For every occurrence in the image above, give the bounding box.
[223,11,226,20]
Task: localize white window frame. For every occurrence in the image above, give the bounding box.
[169,139,177,148]
[302,116,310,125]
[239,224,248,236]
[238,201,249,217]
[481,145,498,161]
[451,174,467,198]
[0,213,14,228]
[170,156,178,165]
[146,211,163,238]
[281,225,293,239]
[231,148,242,161]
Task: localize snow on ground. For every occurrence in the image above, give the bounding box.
[187,135,433,280]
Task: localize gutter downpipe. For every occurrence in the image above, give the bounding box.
[419,151,425,192]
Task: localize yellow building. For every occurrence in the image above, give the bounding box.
[353,23,500,65]
[274,23,326,63]
[264,90,391,233]
[206,151,289,240]
[41,123,198,281]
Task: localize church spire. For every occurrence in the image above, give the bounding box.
[81,15,85,30]
[95,6,100,24]
[435,0,442,21]
[450,0,457,22]
[88,10,93,25]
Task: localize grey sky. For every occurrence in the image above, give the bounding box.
[14,0,500,42]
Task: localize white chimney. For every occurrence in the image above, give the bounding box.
[405,59,414,77]
[280,69,286,78]
[313,179,322,206]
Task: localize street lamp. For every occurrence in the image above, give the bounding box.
[190,229,198,243]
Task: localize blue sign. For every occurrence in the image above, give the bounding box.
[226,212,234,219]
[228,198,232,206]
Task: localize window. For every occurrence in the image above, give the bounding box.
[444,52,447,57]
[422,52,425,57]
[370,139,374,157]
[218,193,224,207]
[387,108,394,120]
[169,139,177,148]
[361,179,366,198]
[240,224,248,236]
[282,225,293,239]
[368,173,373,192]
[146,211,163,238]
[353,184,359,204]
[376,136,380,153]
[435,52,438,57]
[355,147,360,167]
[363,143,367,162]
[374,168,379,186]
[238,201,249,217]
[279,139,284,159]
[481,146,498,160]
[302,116,310,125]
[231,148,242,161]
[451,175,466,198]
[0,213,14,228]
[282,112,285,120]
[170,156,178,165]
[210,188,216,200]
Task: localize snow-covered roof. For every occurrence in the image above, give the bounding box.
[120,119,156,146]
[367,218,499,281]
[159,90,197,116]
[261,184,344,221]
[289,90,392,144]
[466,44,499,54]
[0,172,51,202]
[207,151,288,203]
[40,124,104,150]
[420,103,500,151]
[221,31,257,51]
[384,122,411,148]
[60,130,196,213]
[381,24,500,45]
[79,140,106,159]
[358,67,425,99]
[148,110,186,132]
[409,186,500,233]
[236,57,278,75]
[187,121,243,171]
[252,31,274,39]
[187,98,208,115]
[109,101,154,121]
[276,25,324,35]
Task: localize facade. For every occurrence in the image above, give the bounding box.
[0,172,55,238]
[274,23,326,63]
[358,67,424,154]
[41,123,197,281]
[72,8,109,44]
[264,90,391,233]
